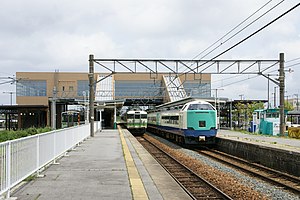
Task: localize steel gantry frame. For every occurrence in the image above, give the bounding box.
[88,53,285,137]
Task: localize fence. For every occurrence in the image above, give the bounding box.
[0,122,100,198]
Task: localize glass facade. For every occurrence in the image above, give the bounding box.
[115,80,163,98]
[16,80,47,96]
[183,81,211,98]
[77,80,89,96]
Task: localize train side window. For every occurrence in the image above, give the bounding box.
[127,114,134,119]
[141,114,147,119]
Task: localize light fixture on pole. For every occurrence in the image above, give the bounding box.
[3,91,15,105]
[212,88,224,128]
[294,94,299,111]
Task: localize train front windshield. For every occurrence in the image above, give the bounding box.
[188,104,215,110]
[62,113,68,122]
[135,114,141,119]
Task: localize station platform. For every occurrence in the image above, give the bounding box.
[217,129,300,153]
[12,128,191,200]
[217,129,300,177]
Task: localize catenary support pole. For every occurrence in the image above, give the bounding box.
[89,54,95,137]
[279,53,285,136]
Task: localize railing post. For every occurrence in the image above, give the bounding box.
[36,136,39,175]
[6,142,11,198]
[53,130,59,165]
[36,135,45,177]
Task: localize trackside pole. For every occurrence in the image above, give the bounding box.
[89,54,95,137]
[100,109,102,132]
[279,53,285,136]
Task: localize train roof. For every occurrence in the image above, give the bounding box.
[153,97,217,110]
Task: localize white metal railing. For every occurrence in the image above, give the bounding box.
[0,122,101,198]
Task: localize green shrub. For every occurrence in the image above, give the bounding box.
[0,126,52,143]
[26,127,38,135]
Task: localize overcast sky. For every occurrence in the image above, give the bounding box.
[0,0,299,105]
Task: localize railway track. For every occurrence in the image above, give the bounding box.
[136,136,232,200]
[197,148,300,195]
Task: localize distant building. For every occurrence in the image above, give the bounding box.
[16,72,212,128]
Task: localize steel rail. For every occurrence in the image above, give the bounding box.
[197,149,300,195]
[137,136,232,200]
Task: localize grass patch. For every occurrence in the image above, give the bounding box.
[24,174,37,182]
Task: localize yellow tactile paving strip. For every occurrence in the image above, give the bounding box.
[118,126,149,200]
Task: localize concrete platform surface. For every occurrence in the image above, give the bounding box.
[12,129,191,200]
[218,129,300,153]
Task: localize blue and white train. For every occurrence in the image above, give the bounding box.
[147,99,217,145]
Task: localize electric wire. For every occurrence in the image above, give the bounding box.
[190,0,274,61]
[179,0,277,74]
[189,2,300,74]
[285,57,300,63]
[191,0,286,86]
[213,56,300,84]
[173,0,278,88]
[218,75,260,88]
[170,1,299,92]
[194,0,285,63]
[187,2,300,96]
[212,55,300,92]
[286,62,300,68]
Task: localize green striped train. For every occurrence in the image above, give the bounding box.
[123,110,147,136]
[147,100,217,145]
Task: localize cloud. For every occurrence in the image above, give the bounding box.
[0,0,299,104]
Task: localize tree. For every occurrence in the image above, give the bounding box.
[233,102,264,130]
[284,100,293,111]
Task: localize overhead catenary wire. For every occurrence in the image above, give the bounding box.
[194,0,285,63]
[285,57,300,63]
[179,0,277,74]
[218,75,260,88]
[186,0,285,88]
[212,57,300,84]
[189,2,300,74]
[168,2,300,97]
[213,59,300,89]
[188,2,300,97]
[190,0,275,61]
[171,1,299,91]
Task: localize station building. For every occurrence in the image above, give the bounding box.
[14,71,212,129]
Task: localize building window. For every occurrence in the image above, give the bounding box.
[69,86,74,91]
[115,80,162,98]
[16,80,47,96]
[77,80,89,96]
[183,81,211,98]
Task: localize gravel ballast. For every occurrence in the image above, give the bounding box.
[145,133,300,200]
